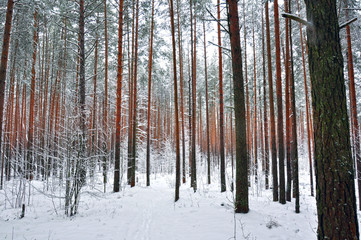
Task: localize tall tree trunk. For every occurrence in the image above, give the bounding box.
[0,0,14,189]
[304,0,359,238]
[168,0,180,199]
[114,0,124,192]
[297,0,313,197]
[262,7,269,190]
[243,0,251,178]
[344,0,361,211]
[274,0,285,204]
[127,0,135,185]
[252,22,258,184]
[26,9,38,180]
[102,0,109,193]
[203,21,211,185]
[146,0,155,187]
[91,24,98,178]
[190,1,197,192]
[217,0,226,192]
[228,0,248,213]
[265,1,278,201]
[288,0,299,213]
[130,0,140,187]
[73,0,87,216]
[176,0,186,184]
[284,0,292,202]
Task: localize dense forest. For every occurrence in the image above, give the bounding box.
[1,0,361,239]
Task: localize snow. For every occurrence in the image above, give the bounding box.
[0,169,322,240]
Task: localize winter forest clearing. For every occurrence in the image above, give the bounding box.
[2,171,319,240]
[1,0,361,239]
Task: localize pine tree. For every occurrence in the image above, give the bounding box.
[303,0,359,238]
[228,0,248,213]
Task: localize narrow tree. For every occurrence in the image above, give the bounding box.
[343,0,361,210]
[26,9,38,180]
[146,0,155,186]
[295,0,313,196]
[274,0,285,204]
[130,0,140,187]
[203,21,211,185]
[0,0,14,189]
[114,0,124,192]
[265,1,278,201]
[288,0,299,213]
[168,0,181,201]
[190,0,197,191]
[284,0,292,202]
[262,7,269,189]
[176,0,186,184]
[102,0,109,193]
[217,0,226,192]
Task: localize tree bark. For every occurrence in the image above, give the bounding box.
[114,0,124,193]
[228,0,248,213]
[146,0,155,187]
[26,9,38,180]
[0,0,14,189]
[217,0,226,192]
[304,0,359,238]
[265,1,278,201]
[274,0,286,204]
[168,0,180,201]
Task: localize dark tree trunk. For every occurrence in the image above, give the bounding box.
[131,0,140,188]
[227,0,248,213]
[146,0,155,187]
[176,0,186,185]
[190,1,197,192]
[288,0,299,213]
[0,0,14,189]
[262,7,269,190]
[284,0,292,202]
[304,0,359,238]
[168,0,180,201]
[114,0,124,193]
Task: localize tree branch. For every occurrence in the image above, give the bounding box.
[281,13,313,29]
[206,8,229,34]
[208,41,231,52]
[339,17,357,29]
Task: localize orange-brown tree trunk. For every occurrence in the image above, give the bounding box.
[262,8,269,189]
[344,3,361,210]
[274,0,285,204]
[203,21,211,185]
[217,0,226,192]
[265,1,278,201]
[0,0,14,189]
[26,9,38,180]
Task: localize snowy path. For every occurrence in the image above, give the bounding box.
[0,173,322,239]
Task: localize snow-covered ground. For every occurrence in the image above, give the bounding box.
[0,169,323,240]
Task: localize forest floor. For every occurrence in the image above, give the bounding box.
[0,167,339,240]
